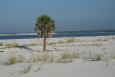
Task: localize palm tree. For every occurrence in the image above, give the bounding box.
[35,15,55,51]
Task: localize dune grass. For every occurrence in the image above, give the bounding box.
[60,52,73,63]
[8,56,17,64]
[57,51,80,63]
[22,64,32,73]
[112,55,115,59]
[95,53,103,61]
[82,51,104,61]
[65,38,80,43]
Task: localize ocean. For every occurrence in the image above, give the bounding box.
[0,30,115,39]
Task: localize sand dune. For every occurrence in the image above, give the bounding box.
[0,36,115,77]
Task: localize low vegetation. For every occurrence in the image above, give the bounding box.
[65,38,76,42]
[8,55,17,64]
[5,43,18,47]
[21,64,32,73]
[112,55,115,59]
[57,52,80,63]
[30,53,41,63]
[0,50,113,74]
[93,53,104,61]
[82,51,104,61]
[71,52,80,58]
[0,43,3,46]
[1,51,109,65]
[65,38,80,43]
[60,52,73,63]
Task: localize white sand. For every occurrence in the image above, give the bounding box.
[0,35,115,77]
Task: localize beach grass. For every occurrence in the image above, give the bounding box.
[112,55,115,59]
[21,64,32,73]
[93,53,103,61]
[61,52,73,63]
[8,55,17,64]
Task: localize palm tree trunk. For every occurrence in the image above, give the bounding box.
[42,34,48,62]
[43,34,46,51]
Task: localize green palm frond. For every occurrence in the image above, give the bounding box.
[35,15,55,37]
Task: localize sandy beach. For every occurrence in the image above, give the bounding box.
[0,35,115,77]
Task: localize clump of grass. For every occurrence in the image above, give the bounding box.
[97,39,107,41]
[82,52,103,61]
[5,43,18,47]
[30,52,55,63]
[49,42,56,45]
[22,64,32,73]
[94,53,103,61]
[59,52,73,63]
[56,52,80,63]
[65,38,80,43]
[66,38,75,42]
[31,52,51,63]
[112,55,115,59]
[91,43,102,47]
[57,40,65,44]
[31,53,41,63]
[111,36,115,39]
[8,56,17,64]
[17,55,24,63]
[34,63,43,72]
[48,55,55,63]
[42,51,49,62]
[88,52,103,61]
[21,63,43,73]
[0,43,3,46]
[26,43,37,46]
[71,52,80,59]
[3,54,25,65]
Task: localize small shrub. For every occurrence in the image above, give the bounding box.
[42,51,49,62]
[22,64,32,73]
[112,55,115,59]
[66,38,75,42]
[31,56,38,63]
[87,52,103,61]
[57,40,65,44]
[17,55,24,63]
[0,43,3,46]
[30,52,55,63]
[5,43,18,47]
[26,43,37,46]
[48,55,55,63]
[34,63,43,72]
[8,56,17,64]
[60,52,73,63]
[94,53,103,61]
[6,55,24,64]
[65,38,80,43]
[31,54,41,63]
[71,52,80,59]
[82,52,103,61]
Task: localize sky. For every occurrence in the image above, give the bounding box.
[0,0,115,33]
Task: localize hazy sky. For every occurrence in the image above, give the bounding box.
[0,0,115,33]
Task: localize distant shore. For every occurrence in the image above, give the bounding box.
[0,30,115,40]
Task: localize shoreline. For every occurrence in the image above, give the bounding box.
[0,34,115,39]
[0,30,115,40]
[0,35,115,43]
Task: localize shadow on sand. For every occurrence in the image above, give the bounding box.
[16,45,34,51]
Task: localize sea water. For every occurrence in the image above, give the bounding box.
[0,30,115,39]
